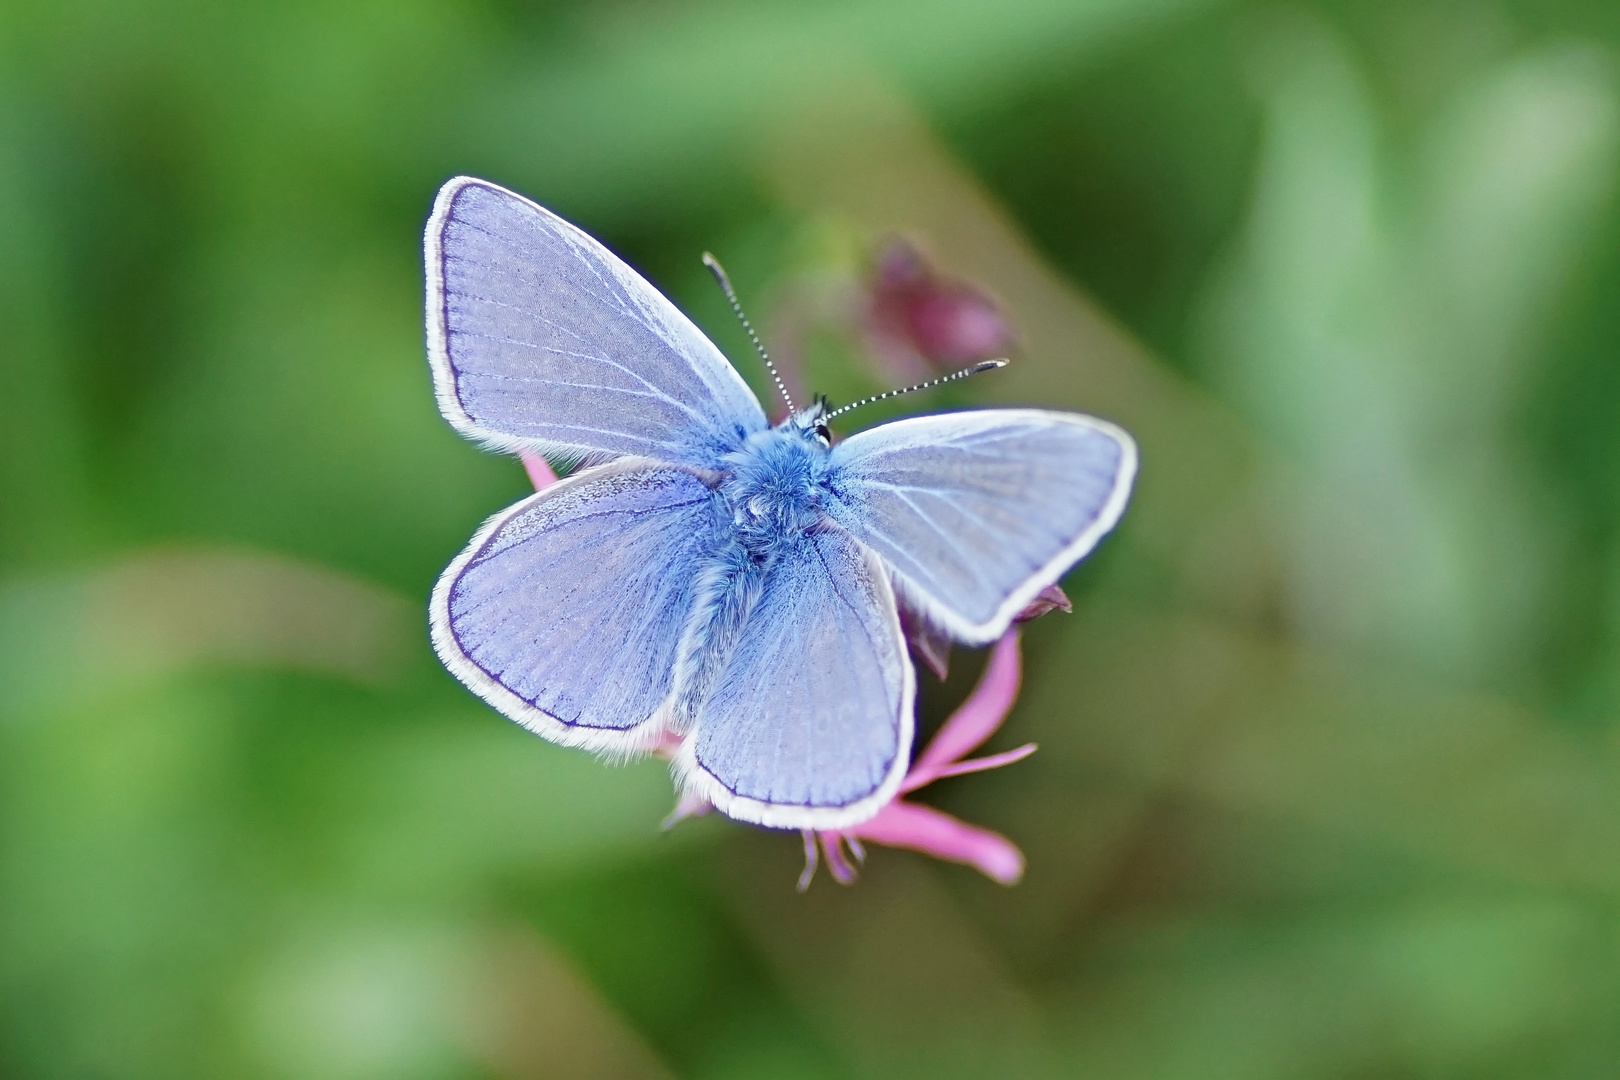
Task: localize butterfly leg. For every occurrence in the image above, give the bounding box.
[796,830,819,892]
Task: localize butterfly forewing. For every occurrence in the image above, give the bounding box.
[431,460,726,752]
[427,177,768,467]
[826,410,1136,643]
[679,527,914,830]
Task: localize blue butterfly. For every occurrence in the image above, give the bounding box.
[425,177,1137,831]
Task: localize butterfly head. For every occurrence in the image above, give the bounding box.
[782,396,833,450]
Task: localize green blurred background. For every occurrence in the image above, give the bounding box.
[4,0,1620,1076]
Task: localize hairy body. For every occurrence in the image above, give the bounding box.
[672,405,836,726]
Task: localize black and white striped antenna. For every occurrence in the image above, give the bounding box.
[702,253,794,413]
[826,359,1008,420]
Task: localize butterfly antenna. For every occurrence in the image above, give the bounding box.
[703,252,795,412]
[826,359,1009,420]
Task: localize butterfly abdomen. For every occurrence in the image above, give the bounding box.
[665,426,840,730]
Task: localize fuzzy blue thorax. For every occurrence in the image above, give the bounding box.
[668,407,834,727]
[718,406,833,556]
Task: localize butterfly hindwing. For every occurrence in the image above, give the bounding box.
[678,526,914,830]
[426,177,768,467]
[825,409,1137,643]
[430,459,725,752]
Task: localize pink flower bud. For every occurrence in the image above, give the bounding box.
[1014,584,1071,623]
[865,240,1013,382]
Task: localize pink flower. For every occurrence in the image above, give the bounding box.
[800,630,1032,889]
[520,450,560,491]
[520,450,1037,889]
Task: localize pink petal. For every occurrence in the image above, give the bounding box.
[929,742,1037,781]
[1013,583,1071,623]
[519,450,559,491]
[660,790,712,831]
[849,800,1024,885]
[905,630,1021,790]
[648,728,686,760]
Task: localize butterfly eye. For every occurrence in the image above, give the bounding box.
[813,421,831,445]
